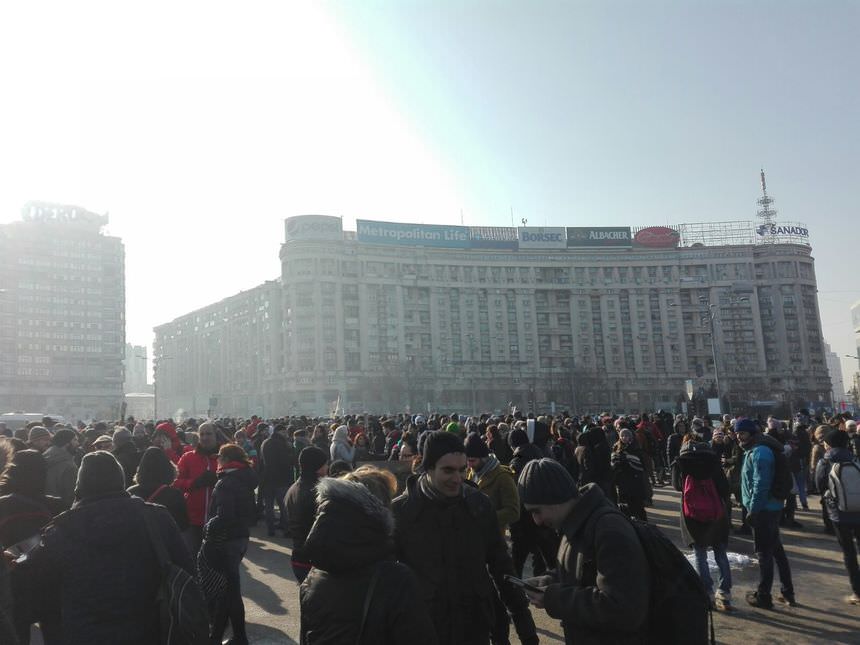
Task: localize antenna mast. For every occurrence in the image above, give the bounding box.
[756,168,778,242]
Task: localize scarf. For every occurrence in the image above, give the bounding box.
[417,473,463,506]
[216,460,249,474]
[474,454,499,483]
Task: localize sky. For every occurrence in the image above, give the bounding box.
[1,1,858,387]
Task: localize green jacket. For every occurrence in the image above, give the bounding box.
[471,463,520,530]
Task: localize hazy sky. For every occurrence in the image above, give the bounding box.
[1,1,858,385]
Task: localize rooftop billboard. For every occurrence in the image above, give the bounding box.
[566,226,632,248]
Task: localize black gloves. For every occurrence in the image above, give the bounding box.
[192,470,218,489]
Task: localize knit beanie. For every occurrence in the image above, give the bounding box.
[75,451,126,500]
[464,432,490,459]
[508,428,529,449]
[27,426,51,444]
[299,446,328,474]
[133,422,146,437]
[113,428,132,448]
[735,418,759,435]
[518,458,579,505]
[824,428,849,449]
[51,428,77,448]
[422,431,465,470]
[445,422,461,434]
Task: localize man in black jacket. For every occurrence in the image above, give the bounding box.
[261,423,296,537]
[285,446,328,583]
[392,431,538,645]
[519,459,650,645]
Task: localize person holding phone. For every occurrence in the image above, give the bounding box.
[517,458,650,645]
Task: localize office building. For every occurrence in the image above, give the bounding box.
[154,215,830,417]
[0,202,126,420]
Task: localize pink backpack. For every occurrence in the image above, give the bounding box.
[682,474,724,522]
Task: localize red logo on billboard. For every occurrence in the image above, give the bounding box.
[634,226,680,248]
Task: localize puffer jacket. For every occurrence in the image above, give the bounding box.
[174,447,219,527]
[542,484,650,645]
[285,473,321,563]
[741,437,784,514]
[43,446,78,510]
[300,478,438,645]
[671,447,730,547]
[13,494,192,644]
[330,427,356,464]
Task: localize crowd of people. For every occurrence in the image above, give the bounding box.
[0,407,858,644]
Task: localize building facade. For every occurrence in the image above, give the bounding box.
[124,343,151,394]
[0,202,126,421]
[154,215,830,418]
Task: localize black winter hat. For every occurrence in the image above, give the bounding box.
[518,458,579,505]
[508,428,529,449]
[464,432,489,459]
[824,428,849,449]
[51,428,78,448]
[422,431,465,471]
[75,451,126,500]
[299,446,328,474]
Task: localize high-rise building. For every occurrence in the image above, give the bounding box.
[824,342,846,408]
[124,343,150,394]
[155,215,830,418]
[0,202,126,421]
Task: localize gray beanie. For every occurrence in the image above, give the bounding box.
[113,428,132,447]
[28,426,51,443]
[518,458,579,505]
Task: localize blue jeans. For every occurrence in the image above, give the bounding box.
[793,465,808,508]
[263,484,290,533]
[753,510,794,597]
[694,543,732,596]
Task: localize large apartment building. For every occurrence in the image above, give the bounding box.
[0,202,126,420]
[154,215,830,418]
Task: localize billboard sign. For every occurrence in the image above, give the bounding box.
[633,226,680,248]
[356,220,471,248]
[755,223,809,237]
[470,226,518,249]
[284,215,343,242]
[566,226,632,248]
[517,226,566,249]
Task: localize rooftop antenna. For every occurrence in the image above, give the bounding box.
[510,206,514,227]
[756,168,778,242]
[521,218,528,227]
[460,209,464,226]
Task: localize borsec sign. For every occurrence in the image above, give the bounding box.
[285,215,343,242]
[517,226,566,249]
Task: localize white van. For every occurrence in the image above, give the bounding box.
[0,412,66,432]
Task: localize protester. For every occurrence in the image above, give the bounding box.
[610,428,649,521]
[300,467,438,645]
[206,443,258,645]
[26,427,52,453]
[673,441,733,610]
[174,421,220,555]
[128,446,190,532]
[42,428,79,509]
[14,451,193,642]
[330,424,356,464]
[285,445,328,583]
[518,458,650,644]
[260,423,296,537]
[737,418,796,608]
[112,428,141,489]
[814,428,860,605]
[391,431,538,645]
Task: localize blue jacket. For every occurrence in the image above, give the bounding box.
[741,441,784,514]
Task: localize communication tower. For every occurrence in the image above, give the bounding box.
[756,169,778,242]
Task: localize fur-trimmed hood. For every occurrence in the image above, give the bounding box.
[303,476,395,573]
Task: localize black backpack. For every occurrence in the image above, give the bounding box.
[759,434,794,500]
[585,506,714,645]
[141,506,210,645]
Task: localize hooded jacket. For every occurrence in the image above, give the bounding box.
[741,435,785,514]
[13,494,192,644]
[285,473,321,563]
[468,457,520,530]
[43,445,78,509]
[300,478,438,645]
[330,426,356,464]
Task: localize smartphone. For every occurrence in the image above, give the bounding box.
[504,574,544,594]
